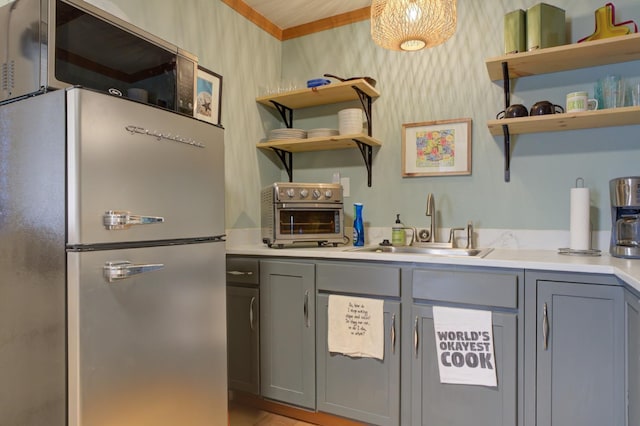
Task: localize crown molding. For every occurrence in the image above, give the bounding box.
[221,0,370,41]
[282,7,370,40]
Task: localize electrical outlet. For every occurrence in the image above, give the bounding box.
[340,177,350,197]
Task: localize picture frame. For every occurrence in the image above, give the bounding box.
[402,118,472,177]
[195,66,223,125]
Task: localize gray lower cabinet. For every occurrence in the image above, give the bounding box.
[226,257,260,395]
[260,260,316,409]
[627,290,640,426]
[526,272,638,426]
[316,262,401,426]
[411,306,517,426]
[410,267,523,426]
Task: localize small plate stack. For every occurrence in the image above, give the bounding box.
[307,128,339,139]
[338,108,364,135]
[268,128,307,140]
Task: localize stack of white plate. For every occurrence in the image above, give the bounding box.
[268,128,307,140]
[338,108,364,135]
[307,128,339,139]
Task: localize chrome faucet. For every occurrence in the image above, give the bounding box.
[426,193,436,242]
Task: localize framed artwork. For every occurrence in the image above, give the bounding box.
[402,118,472,177]
[195,66,222,125]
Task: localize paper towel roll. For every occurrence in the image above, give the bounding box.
[570,187,590,250]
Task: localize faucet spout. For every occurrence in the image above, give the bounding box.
[426,193,436,242]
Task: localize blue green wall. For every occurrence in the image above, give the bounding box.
[80,0,640,232]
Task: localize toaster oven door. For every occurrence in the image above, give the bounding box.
[274,204,343,244]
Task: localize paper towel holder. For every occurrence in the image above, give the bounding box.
[559,176,601,256]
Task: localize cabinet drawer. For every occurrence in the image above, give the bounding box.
[317,262,400,297]
[412,268,519,309]
[226,257,259,286]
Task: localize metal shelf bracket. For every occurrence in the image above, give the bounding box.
[353,139,373,187]
[501,61,511,182]
[270,101,293,128]
[271,148,293,182]
[352,86,373,136]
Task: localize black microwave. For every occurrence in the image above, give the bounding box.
[0,0,197,116]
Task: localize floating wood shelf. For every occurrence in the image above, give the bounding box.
[487,106,640,136]
[485,33,640,81]
[485,33,640,182]
[256,79,382,187]
[256,134,381,152]
[256,79,379,109]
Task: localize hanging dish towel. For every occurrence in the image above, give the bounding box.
[327,295,384,360]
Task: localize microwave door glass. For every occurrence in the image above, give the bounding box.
[278,210,340,235]
[54,0,177,109]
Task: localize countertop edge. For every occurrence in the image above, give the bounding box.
[226,245,640,295]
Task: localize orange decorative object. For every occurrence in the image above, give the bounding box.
[578,2,638,43]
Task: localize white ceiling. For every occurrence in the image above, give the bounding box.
[242,0,372,29]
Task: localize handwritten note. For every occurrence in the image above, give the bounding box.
[345,301,371,336]
[328,295,384,360]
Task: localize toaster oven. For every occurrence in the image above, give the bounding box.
[261,182,345,248]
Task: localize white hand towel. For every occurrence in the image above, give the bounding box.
[327,295,384,360]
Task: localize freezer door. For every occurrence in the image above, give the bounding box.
[66,88,224,246]
[67,242,227,426]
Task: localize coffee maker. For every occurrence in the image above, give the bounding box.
[610,176,640,258]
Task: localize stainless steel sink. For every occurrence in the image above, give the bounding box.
[347,245,493,258]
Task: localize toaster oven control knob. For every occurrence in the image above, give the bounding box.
[300,189,309,198]
[312,189,321,199]
[325,190,333,199]
[286,188,296,198]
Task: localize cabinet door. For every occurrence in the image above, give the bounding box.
[227,285,259,395]
[411,305,517,426]
[536,281,625,426]
[316,294,400,426]
[260,261,315,409]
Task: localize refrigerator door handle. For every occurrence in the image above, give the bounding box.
[103,210,165,230]
[103,261,165,282]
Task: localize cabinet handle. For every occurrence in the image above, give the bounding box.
[249,296,256,331]
[228,270,254,276]
[543,302,549,351]
[391,313,396,354]
[414,316,419,357]
[303,290,310,328]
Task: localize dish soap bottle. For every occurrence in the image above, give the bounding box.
[353,203,365,246]
[392,214,406,246]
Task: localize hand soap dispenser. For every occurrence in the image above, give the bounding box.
[392,214,406,246]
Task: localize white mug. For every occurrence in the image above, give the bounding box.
[566,91,598,112]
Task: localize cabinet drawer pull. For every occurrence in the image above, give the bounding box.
[543,302,549,350]
[249,296,256,331]
[304,290,310,328]
[414,316,419,357]
[391,313,396,354]
[228,270,254,276]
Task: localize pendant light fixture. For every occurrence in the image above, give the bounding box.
[371,0,457,51]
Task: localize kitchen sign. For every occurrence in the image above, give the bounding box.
[432,306,497,387]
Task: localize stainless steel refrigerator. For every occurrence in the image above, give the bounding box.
[0,87,227,425]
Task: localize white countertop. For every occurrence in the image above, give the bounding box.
[226,243,640,295]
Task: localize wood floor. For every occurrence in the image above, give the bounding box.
[228,401,316,426]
